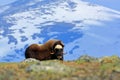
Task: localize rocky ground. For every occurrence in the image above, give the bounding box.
[0,55,120,80]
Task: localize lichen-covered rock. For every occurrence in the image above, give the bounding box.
[26,60,75,74]
[76,55,98,63]
[99,55,120,64]
[22,58,40,63]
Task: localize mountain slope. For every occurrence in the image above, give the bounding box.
[0,57,120,80]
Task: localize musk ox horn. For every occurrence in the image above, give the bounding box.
[50,44,63,54]
[54,44,63,49]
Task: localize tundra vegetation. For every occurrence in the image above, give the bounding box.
[0,55,120,80]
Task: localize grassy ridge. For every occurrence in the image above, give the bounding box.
[0,55,120,80]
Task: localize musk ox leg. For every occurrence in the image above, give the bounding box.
[57,55,63,60]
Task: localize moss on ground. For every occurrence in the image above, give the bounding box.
[0,55,120,80]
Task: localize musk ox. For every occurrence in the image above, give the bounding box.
[25,39,64,61]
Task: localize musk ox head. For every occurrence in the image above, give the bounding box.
[51,40,64,60]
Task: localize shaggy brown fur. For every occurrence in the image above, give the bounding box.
[25,39,64,61]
